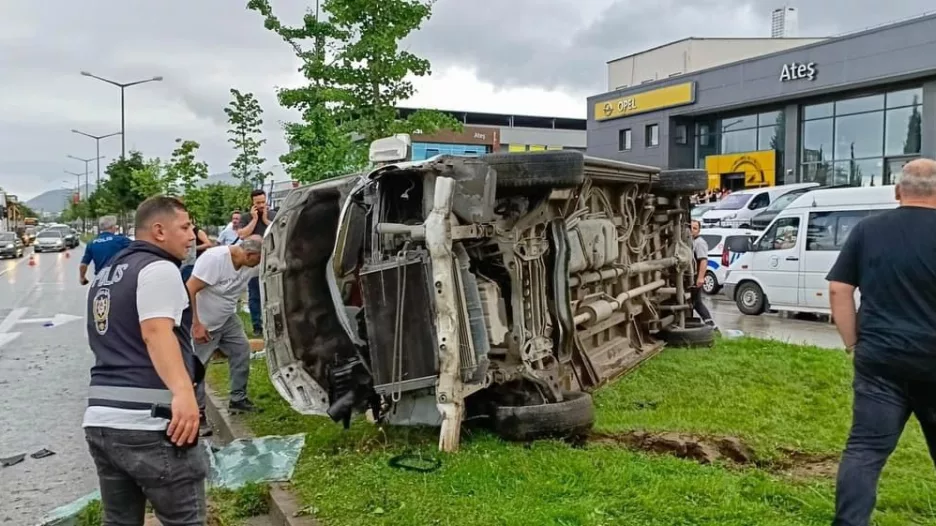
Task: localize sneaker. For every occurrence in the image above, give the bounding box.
[229,398,260,414]
[252,326,263,337]
[199,414,214,437]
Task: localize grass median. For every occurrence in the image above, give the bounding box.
[207,338,936,526]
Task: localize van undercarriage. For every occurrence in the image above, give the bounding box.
[261,150,711,451]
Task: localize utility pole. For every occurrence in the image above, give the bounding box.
[68,155,104,231]
[65,169,84,230]
[80,72,163,158]
[72,130,121,188]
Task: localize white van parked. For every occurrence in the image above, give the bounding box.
[695,227,761,295]
[722,186,898,316]
[701,182,819,229]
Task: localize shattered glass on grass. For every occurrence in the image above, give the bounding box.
[36,434,305,525]
[207,433,305,489]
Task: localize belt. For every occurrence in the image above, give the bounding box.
[87,385,172,411]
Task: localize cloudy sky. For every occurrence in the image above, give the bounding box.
[0,0,929,199]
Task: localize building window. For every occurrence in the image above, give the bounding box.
[800,87,922,187]
[645,124,659,147]
[694,111,786,170]
[619,129,632,151]
[675,124,688,145]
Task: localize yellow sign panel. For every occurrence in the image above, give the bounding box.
[594,82,696,122]
[704,150,776,191]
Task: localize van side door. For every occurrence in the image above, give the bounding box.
[801,210,871,310]
[749,214,803,308]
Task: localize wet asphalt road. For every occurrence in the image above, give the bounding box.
[0,245,96,525]
[705,295,844,350]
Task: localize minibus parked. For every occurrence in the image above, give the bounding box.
[722,186,898,316]
[695,227,761,295]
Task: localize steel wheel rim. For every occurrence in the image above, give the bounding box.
[740,288,759,308]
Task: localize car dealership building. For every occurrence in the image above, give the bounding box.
[586,14,936,190]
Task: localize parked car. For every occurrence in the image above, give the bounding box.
[691,203,716,221]
[260,136,713,452]
[701,183,819,229]
[34,230,67,253]
[695,228,761,295]
[41,224,79,248]
[0,232,25,259]
[722,186,896,316]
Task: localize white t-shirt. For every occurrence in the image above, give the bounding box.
[192,246,259,331]
[83,260,190,431]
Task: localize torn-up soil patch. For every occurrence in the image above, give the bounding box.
[767,448,839,479]
[589,430,754,465]
[587,431,839,478]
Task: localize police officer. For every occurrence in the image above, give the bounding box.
[79,215,132,285]
[83,196,207,525]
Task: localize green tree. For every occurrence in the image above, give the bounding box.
[187,183,252,227]
[225,88,269,188]
[130,158,177,197]
[166,138,209,195]
[247,0,461,182]
[101,151,147,216]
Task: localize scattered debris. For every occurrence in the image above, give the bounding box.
[721,329,745,339]
[36,490,101,526]
[207,434,306,489]
[1,453,25,467]
[388,453,442,473]
[31,448,56,459]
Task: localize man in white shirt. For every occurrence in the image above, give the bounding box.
[186,236,263,429]
[216,210,242,246]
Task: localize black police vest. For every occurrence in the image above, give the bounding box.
[86,240,203,410]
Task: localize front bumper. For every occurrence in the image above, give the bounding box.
[36,243,63,251]
[0,248,18,256]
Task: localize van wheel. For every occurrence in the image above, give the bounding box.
[653,169,709,195]
[702,271,719,295]
[483,151,585,188]
[491,391,595,442]
[736,282,766,315]
[658,324,716,348]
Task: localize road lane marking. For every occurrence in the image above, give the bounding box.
[0,307,28,333]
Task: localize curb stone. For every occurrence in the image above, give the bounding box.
[204,380,319,526]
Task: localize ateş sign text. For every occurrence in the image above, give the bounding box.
[779,62,817,82]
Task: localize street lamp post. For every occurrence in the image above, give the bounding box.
[68,155,105,225]
[65,169,84,230]
[72,129,121,188]
[80,71,163,158]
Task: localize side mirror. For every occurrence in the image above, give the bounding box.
[726,237,753,254]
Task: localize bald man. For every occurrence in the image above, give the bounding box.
[827,158,936,526]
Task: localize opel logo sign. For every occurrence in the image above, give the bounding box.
[603,103,613,116]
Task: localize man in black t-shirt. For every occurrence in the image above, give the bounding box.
[237,189,276,335]
[827,158,936,526]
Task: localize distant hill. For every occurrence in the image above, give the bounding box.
[26,185,96,216]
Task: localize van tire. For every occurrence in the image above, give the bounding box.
[658,325,716,348]
[736,281,767,316]
[653,169,709,195]
[483,151,585,188]
[492,391,595,442]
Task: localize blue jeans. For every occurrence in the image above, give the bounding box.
[248,276,262,333]
[834,364,936,525]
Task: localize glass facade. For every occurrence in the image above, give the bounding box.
[411,142,490,161]
[800,87,922,187]
[694,110,786,172]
